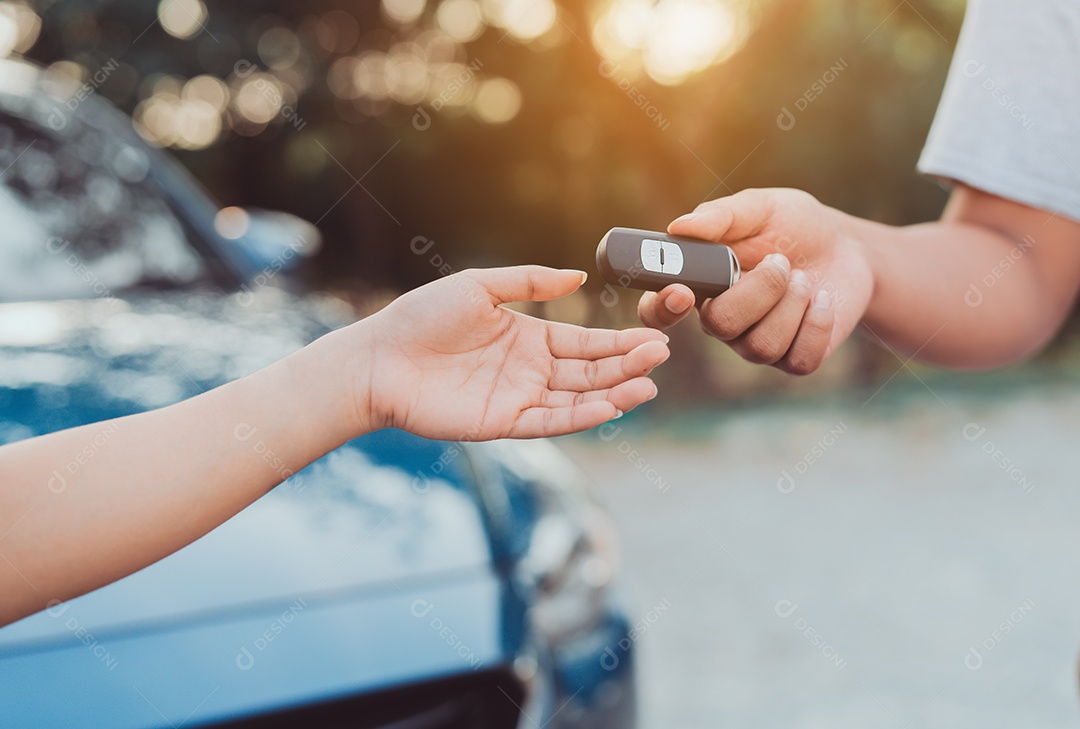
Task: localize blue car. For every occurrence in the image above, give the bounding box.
[0,58,636,728]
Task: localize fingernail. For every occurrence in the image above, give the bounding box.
[665,293,693,314]
[648,384,659,401]
[814,290,833,309]
[790,269,809,288]
[613,409,625,420]
[767,253,790,274]
[672,213,698,225]
[564,269,588,285]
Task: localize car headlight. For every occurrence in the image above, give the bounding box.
[474,439,621,641]
[519,500,619,640]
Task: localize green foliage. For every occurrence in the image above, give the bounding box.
[25,0,963,278]
[22,0,970,402]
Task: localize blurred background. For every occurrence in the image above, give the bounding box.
[6,0,1080,726]
[12,0,1062,406]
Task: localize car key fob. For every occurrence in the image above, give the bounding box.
[596,227,741,300]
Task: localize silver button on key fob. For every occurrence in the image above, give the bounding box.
[596,227,741,300]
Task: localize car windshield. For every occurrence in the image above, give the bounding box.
[0,96,207,303]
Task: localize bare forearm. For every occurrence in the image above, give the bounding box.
[645,187,1080,374]
[0,325,370,625]
[0,266,670,626]
[838,210,1080,369]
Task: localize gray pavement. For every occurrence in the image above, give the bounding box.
[563,381,1080,728]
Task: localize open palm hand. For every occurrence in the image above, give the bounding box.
[362,266,669,440]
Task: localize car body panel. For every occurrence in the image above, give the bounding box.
[0,56,636,728]
[0,291,523,724]
[0,576,504,728]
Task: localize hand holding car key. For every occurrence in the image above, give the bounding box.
[608,193,848,376]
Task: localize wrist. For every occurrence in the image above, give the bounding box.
[292,319,379,441]
[828,205,879,316]
[225,327,373,483]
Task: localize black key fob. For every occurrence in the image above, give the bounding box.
[596,227,741,300]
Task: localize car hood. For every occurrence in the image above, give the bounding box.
[0,289,503,649]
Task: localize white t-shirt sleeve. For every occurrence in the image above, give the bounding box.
[918,0,1080,223]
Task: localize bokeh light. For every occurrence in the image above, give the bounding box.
[325,21,488,114]
[472,77,521,123]
[133,82,222,150]
[15,0,970,402]
[258,27,302,71]
[213,206,250,240]
[157,0,208,40]
[183,75,228,112]
[484,0,558,41]
[383,0,428,26]
[315,10,361,54]
[114,0,749,152]
[0,1,40,58]
[436,0,485,42]
[234,73,285,125]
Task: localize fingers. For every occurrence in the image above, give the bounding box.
[699,257,835,373]
[506,401,619,439]
[540,377,659,412]
[637,285,696,329]
[543,322,668,359]
[699,253,791,340]
[725,280,835,373]
[508,378,660,438]
[463,266,587,305]
[777,291,835,375]
[549,340,670,391]
[728,269,813,365]
[667,189,774,242]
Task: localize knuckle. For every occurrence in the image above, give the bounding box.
[578,327,592,353]
[637,300,659,327]
[783,353,821,376]
[801,309,835,340]
[791,188,820,208]
[742,330,788,364]
[756,263,789,296]
[781,318,832,375]
[700,305,742,340]
[584,359,601,387]
[542,407,556,432]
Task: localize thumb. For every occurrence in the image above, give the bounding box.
[465,265,588,305]
[667,189,773,242]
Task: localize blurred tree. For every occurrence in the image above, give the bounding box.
[14,0,969,402]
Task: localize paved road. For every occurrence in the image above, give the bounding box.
[563,381,1080,728]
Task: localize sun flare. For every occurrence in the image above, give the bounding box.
[593,0,745,85]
